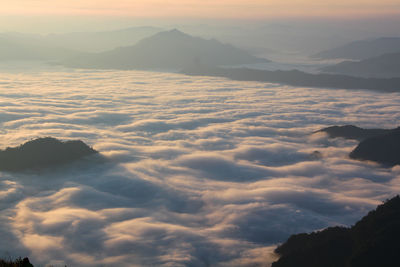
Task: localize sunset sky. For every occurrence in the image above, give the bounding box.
[2,0,400,18]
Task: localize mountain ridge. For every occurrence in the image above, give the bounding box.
[63,29,269,70]
[272,195,400,267]
[312,37,400,60]
[317,125,399,141]
[321,52,400,78]
[182,64,400,92]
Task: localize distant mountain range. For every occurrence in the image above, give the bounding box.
[2,27,399,83]
[63,29,269,70]
[321,52,400,78]
[0,37,78,61]
[272,195,400,267]
[182,64,400,92]
[0,26,163,53]
[312,37,400,60]
[40,26,163,52]
[0,26,163,62]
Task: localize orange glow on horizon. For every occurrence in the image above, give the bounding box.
[1,0,400,19]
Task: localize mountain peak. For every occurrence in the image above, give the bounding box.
[169,28,184,34]
[64,29,269,70]
[137,29,192,43]
[154,28,188,37]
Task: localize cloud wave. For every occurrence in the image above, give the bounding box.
[0,68,400,266]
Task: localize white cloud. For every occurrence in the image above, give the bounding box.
[0,67,399,266]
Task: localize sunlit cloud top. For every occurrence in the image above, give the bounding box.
[2,0,400,18]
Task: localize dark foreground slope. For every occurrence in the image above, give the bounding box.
[0,257,33,267]
[317,125,399,141]
[350,129,400,166]
[182,64,400,92]
[272,195,400,267]
[0,137,98,171]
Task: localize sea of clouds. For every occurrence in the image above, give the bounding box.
[0,67,400,266]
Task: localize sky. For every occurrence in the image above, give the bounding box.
[2,0,400,18]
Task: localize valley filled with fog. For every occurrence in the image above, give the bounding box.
[1,67,400,266]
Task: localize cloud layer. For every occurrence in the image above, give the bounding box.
[0,67,400,266]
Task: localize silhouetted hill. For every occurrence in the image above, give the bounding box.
[272,195,400,267]
[312,37,400,60]
[182,64,400,92]
[0,137,98,171]
[317,125,398,141]
[0,37,79,61]
[63,29,269,70]
[350,129,400,166]
[0,257,33,267]
[321,52,400,78]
